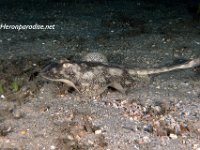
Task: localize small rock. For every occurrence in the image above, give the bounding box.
[67,134,74,140]
[95,129,102,135]
[143,124,153,133]
[20,130,27,135]
[169,133,178,139]
[154,105,161,111]
[13,109,23,119]
[50,145,56,150]
[156,85,160,89]
[192,144,199,149]
[0,95,5,99]
[143,136,151,143]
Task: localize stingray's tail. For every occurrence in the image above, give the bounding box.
[128,58,200,75]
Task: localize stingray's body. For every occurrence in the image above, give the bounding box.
[40,53,200,97]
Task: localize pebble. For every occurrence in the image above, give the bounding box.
[20,130,27,135]
[169,133,178,139]
[153,105,162,114]
[13,109,23,119]
[156,85,160,89]
[143,136,151,143]
[50,145,56,150]
[67,135,74,140]
[193,144,199,149]
[95,129,102,134]
[143,124,153,133]
[0,95,5,99]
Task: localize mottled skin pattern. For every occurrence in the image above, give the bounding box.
[40,60,135,97]
[40,54,200,97]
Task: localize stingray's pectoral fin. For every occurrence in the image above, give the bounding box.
[40,74,81,94]
[58,79,81,94]
[108,82,126,94]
